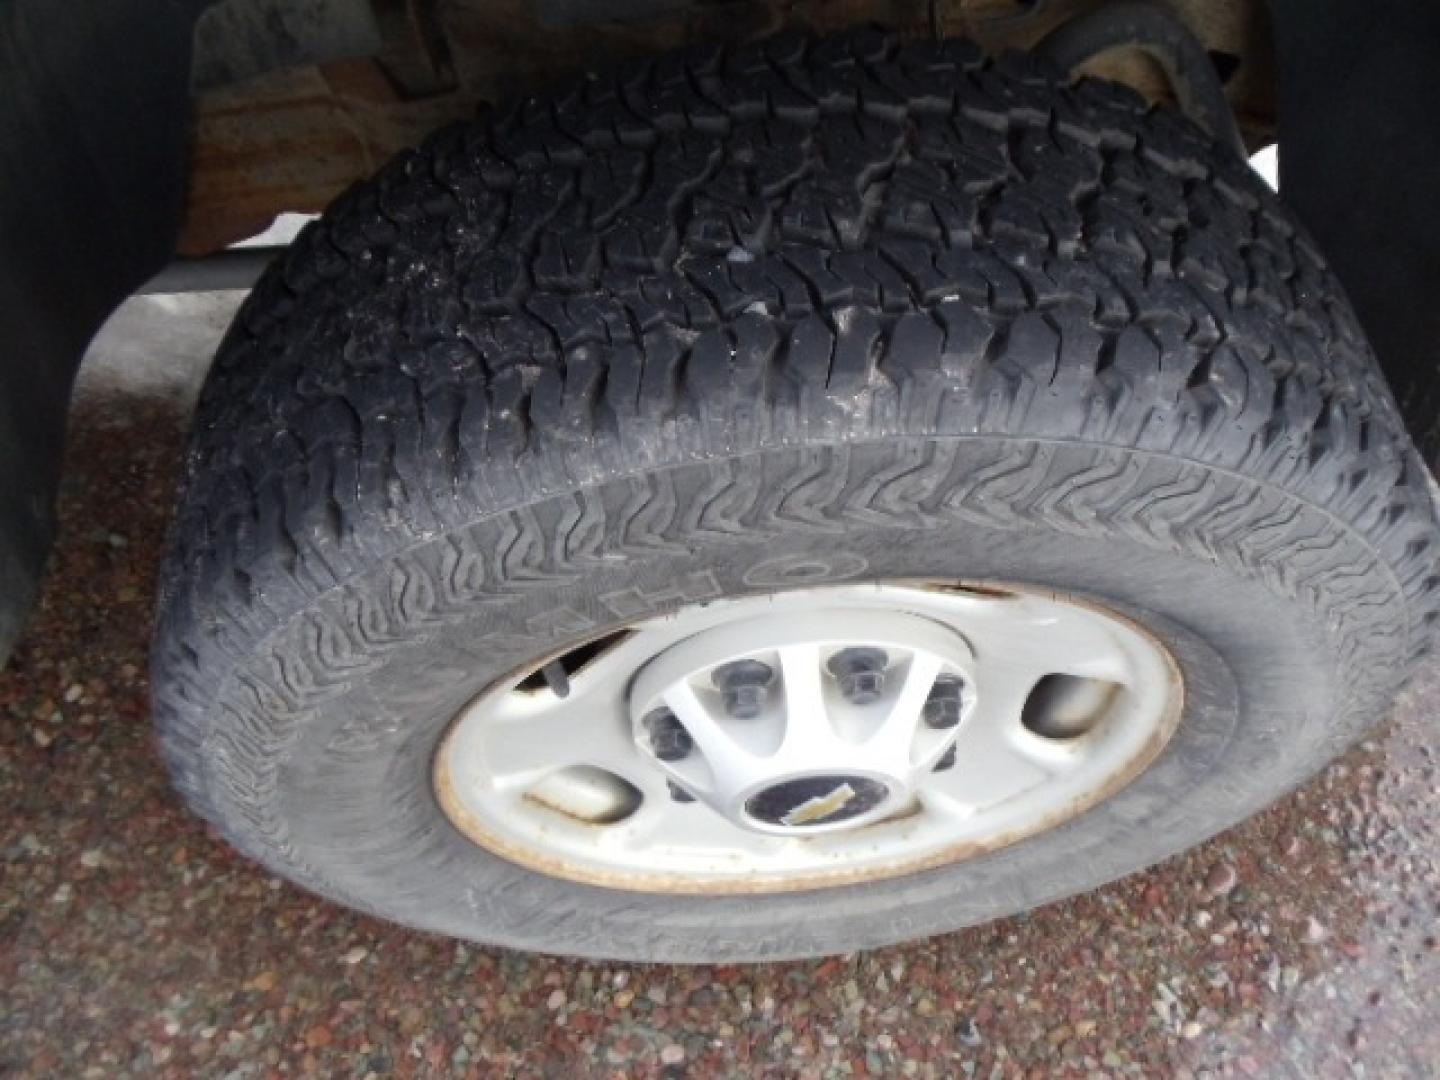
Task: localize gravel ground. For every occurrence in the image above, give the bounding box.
[2,295,1439,1078]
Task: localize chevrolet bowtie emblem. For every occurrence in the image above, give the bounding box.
[781,782,858,827]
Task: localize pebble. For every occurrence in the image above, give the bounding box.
[546,990,566,1011]
[1205,862,1239,897]
[341,947,369,965]
[659,1044,685,1065]
[304,1025,332,1049]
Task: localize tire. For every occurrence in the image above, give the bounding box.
[153,29,1440,962]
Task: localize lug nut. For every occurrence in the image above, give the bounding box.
[712,659,774,719]
[922,674,965,729]
[667,780,696,803]
[827,647,889,705]
[643,707,692,762]
[933,743,957,771]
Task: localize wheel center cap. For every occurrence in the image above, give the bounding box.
[745,774,895,829]
[628,607,975,838]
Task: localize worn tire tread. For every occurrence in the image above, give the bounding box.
[152,29,1440,957]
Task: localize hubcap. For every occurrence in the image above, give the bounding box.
[435,584,1182,893]
[625,609,972,837]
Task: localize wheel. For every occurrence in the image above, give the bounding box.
[153,29,1440,962]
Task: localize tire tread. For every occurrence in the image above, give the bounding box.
[153,30,1440,930]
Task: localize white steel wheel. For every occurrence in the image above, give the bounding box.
[435,583,1182,894]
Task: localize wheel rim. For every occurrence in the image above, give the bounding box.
[435,583,1183,894]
